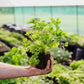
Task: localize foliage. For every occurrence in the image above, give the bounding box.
[63,33,84,47]
[0,28,24,46]
[45,60,84,84]
[1,18,84,84]
[58,75,70,84]
[0,46,84,84]
[0,47,46,84]
[46,62,69,78]
[51,48,72,62]
[23,18,68,66]
[70,60,84,70]
[0,47,28,65]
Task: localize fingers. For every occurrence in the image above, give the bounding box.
[50,57,54,70]
[45,60,50,70]
[31,57,54,76]
[43,57,54,74]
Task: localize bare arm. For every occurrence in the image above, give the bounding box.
[0,57,53,79]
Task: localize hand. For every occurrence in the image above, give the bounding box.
[0,57,53,79]
[24,57,54,77]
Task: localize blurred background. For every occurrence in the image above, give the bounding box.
[0,0,84,34]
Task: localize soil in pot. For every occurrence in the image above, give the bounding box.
[26,51,51,69]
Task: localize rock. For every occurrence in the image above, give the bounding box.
[75,48,84,60]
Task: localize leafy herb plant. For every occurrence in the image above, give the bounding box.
[22,18,68,69]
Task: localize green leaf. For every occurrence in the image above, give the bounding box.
[23,38,27,43]
[12,47,17,54]
[65,42,68,47]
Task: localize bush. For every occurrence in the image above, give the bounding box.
[51,48,72,62]
[70,60,84,70]
[45,60,84,84]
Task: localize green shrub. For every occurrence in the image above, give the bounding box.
[51,48,72,62]
[45,60,84,84]
[70,60,84,70]
[0,47,28,65]
[58,75,70,84]
[63,33,84,47]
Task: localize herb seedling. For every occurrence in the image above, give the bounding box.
[23,18,68,69]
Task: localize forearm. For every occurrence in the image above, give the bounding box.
[0,57,53,79]
[0,62,45,79]
[0,62,27,79]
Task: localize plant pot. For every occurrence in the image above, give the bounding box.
[75,48,84,60]
[26,51,51,69]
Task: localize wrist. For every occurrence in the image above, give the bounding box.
[23,66,39,77]
[23,66,34,77]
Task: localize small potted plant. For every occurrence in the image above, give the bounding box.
[22,18,68,69]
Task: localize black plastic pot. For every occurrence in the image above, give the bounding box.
[75,48,84,60]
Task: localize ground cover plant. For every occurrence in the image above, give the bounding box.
[44,60,84,84]
[0,28,24,46]
[52,47,72,63]
[63,33,84,47]
[0,51,84,84]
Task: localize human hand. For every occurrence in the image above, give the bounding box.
[0,58,53,79]
[24,57,54,77]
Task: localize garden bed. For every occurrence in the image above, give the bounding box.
[2,24,32,40]
[0,28,25,47]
